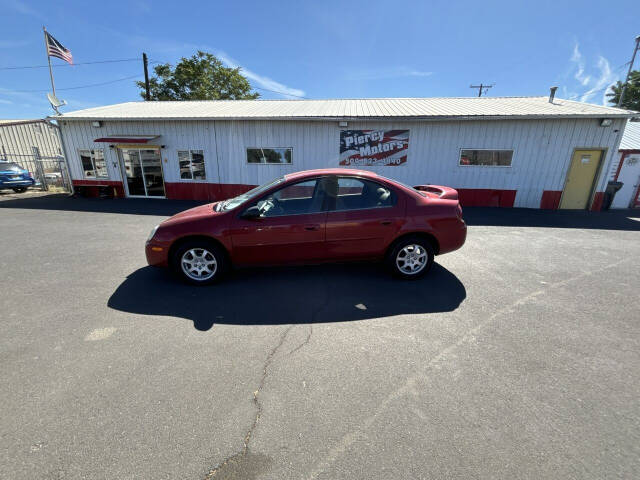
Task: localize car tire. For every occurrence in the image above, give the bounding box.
[386,236,434,279]
[12,187,27,193]
[171,240,227,285]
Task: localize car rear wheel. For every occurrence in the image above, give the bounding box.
[12,187,27,193]
[386,236,434,279]
[172,241,226,285]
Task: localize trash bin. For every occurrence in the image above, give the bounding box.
[602,181,623,210]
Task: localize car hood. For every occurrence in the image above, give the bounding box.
[162,202,220,225]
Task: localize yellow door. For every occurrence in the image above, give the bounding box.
[559,150,603,209]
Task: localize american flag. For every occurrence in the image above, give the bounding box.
[45,31,73,64]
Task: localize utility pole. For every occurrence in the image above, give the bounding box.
[618,35,640,108]
[142,52,151,101]
[470,83,494,97]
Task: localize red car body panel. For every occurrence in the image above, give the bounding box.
[145,169,466,268]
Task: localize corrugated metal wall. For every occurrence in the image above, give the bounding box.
[0,121,62,158]
[58,117,627,208]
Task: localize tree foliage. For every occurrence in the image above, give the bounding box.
[606,70,640,111]
[137,51,259,101]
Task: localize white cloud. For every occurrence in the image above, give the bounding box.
[94,28,307,99]
[3,0,44,19]
[0,98,13,104]
[565,42,619,105]
[349,67,434,81]
[215,51,306,99]
[571,43,591,86]
[579,56,616,103]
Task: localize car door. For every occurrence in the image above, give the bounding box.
[324,176,406,260]
[230,178,328,265]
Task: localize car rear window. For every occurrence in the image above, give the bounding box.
[0,162,23,172]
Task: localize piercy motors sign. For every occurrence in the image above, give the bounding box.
[339,130,409,166]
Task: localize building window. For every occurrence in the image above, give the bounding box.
[247,147,292,164]
[178,150,206,180]
[459,149,513,167]
[79,149,107,178]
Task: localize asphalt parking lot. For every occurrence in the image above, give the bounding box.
[1,194,639,480]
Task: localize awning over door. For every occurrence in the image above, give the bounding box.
[93,135,159,143]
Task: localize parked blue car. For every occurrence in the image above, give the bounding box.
[0,162,35,193]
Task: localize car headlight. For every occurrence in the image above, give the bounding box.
[147,225,159,242]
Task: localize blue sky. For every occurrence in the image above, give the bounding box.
[1,0,639,119]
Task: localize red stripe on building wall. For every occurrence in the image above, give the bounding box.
[590,192,604,212]
[72,179,126,198]
[540,190,562,209]
[164,182,256,202]
[456,189,517,207]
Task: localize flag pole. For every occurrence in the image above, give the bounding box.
[43,26,56,96]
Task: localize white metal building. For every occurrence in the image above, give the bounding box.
[54,96,638,209]
[608,121,640,209]
[0,119,67,189]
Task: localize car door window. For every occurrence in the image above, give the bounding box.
[331,177,396,211]
[256,179,324,217]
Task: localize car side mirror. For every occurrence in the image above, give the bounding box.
[241,205,262,219]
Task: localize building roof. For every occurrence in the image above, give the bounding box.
[620,121,640,150]
[0,119,48,126]
[54,96,638,122]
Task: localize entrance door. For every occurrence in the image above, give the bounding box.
[560,149,603,209]
[119,148,165,197]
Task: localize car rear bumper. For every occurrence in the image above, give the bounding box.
[145,242,169,267]
[437,219,467,255]
[0,179,35,189]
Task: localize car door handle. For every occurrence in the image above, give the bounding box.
[380,220,392,225]
[304,224,320,231]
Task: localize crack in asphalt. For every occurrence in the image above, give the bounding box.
[204,272,330,478]
[289,270,331,357]
[288,325,313,356]
[204,325,293,479]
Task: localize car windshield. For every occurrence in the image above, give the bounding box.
[217,176,285,211]
[0,162,23,172]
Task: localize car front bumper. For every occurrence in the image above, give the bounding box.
[145,241,170,267]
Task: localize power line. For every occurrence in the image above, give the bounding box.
[9,74,141,92]
[0,58,140,70]
[567,85,614,101]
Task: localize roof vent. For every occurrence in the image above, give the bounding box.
[549,86,558,104]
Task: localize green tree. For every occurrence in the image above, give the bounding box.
[606,70,640,111]
[137,51,259,100]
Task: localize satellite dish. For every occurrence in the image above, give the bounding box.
[47,93,67,114]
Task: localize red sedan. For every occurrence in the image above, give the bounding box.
[146,169,466,284]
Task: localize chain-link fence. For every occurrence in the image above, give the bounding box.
[1,149,71,193]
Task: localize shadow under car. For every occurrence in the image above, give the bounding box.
[108,263,466,331]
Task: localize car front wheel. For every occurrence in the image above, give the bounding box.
[387,236,434,279]
[172,241,226,285]
[12,187,27,193]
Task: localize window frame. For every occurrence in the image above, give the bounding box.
[78,148,108,179]
[177,149,206,181]
[328,176,398,213]
[458,148,514,168]
[240,176,325,218]
[246,147,293,165]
